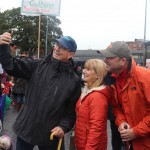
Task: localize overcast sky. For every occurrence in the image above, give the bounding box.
[0,0,150,50]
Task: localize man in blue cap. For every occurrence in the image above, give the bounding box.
[0,33,81,150]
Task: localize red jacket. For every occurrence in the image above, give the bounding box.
[110,58,150,150]
[75,85,110,150]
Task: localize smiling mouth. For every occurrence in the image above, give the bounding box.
[84,75,88,77]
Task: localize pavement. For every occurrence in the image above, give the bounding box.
[2,105,112,150]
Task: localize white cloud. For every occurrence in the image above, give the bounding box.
[0,0,21,12]
[1,0,150,49]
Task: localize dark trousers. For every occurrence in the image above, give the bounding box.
[110,120,122,150]
[130,144,133,150]
[16,137,64,150]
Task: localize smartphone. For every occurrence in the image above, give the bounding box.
[8,30,14,46]
[8,29,13,35]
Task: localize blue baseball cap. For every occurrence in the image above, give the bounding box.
[55,36,77,52]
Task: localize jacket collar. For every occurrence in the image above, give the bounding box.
[43,54,75,72]
[80,85,106,100]
[128,57,136,76]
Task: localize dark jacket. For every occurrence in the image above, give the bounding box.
[0,45,81,145]
[12,78,27,94]
[12,56,28,94]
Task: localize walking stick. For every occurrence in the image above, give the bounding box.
[50,132,63,150]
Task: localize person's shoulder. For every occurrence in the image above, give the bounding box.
[134,65,150,83]
[72,72,81,86]
[135,65,150,75]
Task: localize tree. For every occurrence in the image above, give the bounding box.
[0,7,63,56]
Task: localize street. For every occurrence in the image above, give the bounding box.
[2,105,112,150]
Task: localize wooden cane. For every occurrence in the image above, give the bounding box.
[50,132,63,150]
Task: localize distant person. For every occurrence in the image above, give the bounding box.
[0,32,81,150]
[12,52,28,112]
[75,59,110,150]
[99,41,150,150]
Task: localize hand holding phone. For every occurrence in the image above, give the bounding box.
[0,32,12,45]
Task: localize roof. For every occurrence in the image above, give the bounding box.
[73,49,148,65]
[74,50,102,61]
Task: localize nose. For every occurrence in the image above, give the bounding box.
[82,68,86,73]
[54,45,60,51]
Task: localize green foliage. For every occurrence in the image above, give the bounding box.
[0,7,63,56]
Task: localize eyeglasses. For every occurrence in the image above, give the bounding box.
[54,43,70,52]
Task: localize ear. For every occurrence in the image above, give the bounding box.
[68,52,75,59]
[95,74,98,79]
[120,58,127,66]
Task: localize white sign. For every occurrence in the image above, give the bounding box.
[21,0,61,16]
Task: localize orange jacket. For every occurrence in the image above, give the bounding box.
[110,58,150,150]
[75,85,110,150]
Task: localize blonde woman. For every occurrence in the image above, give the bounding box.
[75,59,110,150]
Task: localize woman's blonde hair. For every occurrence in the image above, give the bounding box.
[84,59,107,88]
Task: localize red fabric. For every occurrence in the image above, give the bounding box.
[75,86,110,150]
[111,67,128,105]
[111,58,150,150]
[2,82,12,95]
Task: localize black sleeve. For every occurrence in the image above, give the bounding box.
[0,45,38,79]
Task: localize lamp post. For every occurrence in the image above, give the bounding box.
[143,0,147,66]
